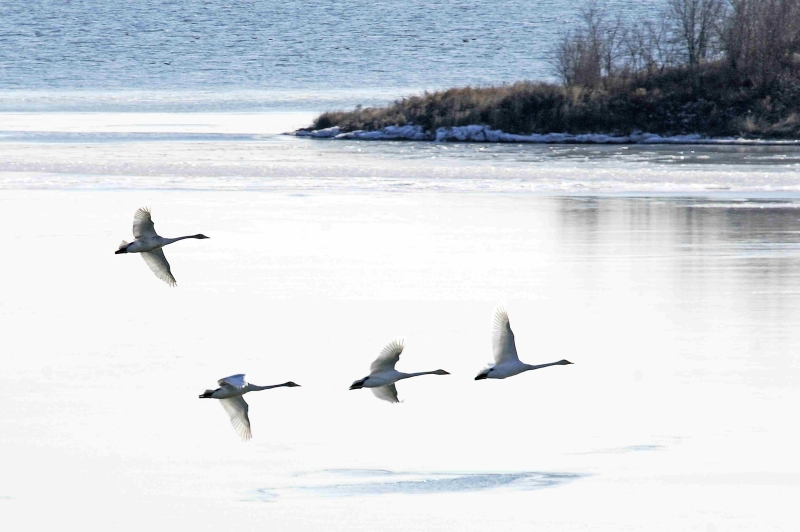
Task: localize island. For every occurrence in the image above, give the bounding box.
[297,1,800,144]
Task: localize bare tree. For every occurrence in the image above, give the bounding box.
[666,0,726,83]
[552,31,587,87]
[551,28,604,87]
[550,2,622,88]
[603,13,627,82]
[622,13,677,80]
[549,0,800,99]
[722,0,800,89]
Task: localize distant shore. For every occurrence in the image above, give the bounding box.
[295,64,800,144]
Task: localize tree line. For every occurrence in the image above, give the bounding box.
[552,0,800,91]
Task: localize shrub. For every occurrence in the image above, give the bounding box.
[310,0,800,139]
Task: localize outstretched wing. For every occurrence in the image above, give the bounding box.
[371,384,399,403]
[220,396,251,441]
[492,304,519,364]
[141,248,176,286]
[133,207,157,239]
[370,338,405,373]
[218,374,247,389]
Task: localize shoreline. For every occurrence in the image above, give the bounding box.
[293,124,800,146]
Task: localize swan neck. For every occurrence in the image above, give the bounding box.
[250,383,289,391]
[164,235,200,244]
[404,370,442,378]
[525,361,561,371]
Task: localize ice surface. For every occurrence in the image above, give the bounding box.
[3,113,800,195]
[1,110,800,531]
[0,191,799,532]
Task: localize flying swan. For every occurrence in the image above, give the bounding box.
[475,305,573,380]
[115,207,209,286]
[349,338,450,403]
[199,374,300,441]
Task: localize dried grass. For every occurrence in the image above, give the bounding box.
[312,66,800,138]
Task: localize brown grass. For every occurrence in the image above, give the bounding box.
[311,62,800,139]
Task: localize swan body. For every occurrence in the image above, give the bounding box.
[115,207,209,286]
[475,305,573,380]
[349,338,450,403]
[199,374,300,441]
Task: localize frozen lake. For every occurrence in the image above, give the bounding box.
[2,111,800,194]
[2,1,800,528]
[0,0,800,532]
[1,110,799,531]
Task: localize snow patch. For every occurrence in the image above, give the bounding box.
[338,125,431,140]
[295,126,341,138]
[293,124,799,145]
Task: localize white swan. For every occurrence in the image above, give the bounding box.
[115,207,209,286]
[475,305,573,380]
[199,374,300,441]
[349,338,450,403]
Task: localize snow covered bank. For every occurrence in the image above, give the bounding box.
[294,124,800,145]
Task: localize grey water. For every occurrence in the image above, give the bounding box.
[0,0,797,194]
[2,0,663,111]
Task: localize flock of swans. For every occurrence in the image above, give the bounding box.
[116,208,573,441]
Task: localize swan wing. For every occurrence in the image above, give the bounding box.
[218,374,248,389]
[220,396,251,441]
[492,304,519,364]
[371,384,399,403]
[133,207,158,238]
[140,248,177,287]
[370,338,405,373]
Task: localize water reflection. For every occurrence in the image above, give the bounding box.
[554,196,800,386]
[249,469,585,501]
[555,197,800,290]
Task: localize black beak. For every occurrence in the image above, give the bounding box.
[475,373,488,380]
[114,249,126,254]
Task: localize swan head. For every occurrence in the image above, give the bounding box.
[558,359,574,365]
[433,369,450,375]
[284,381,301,387]
[194,234,210,239]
